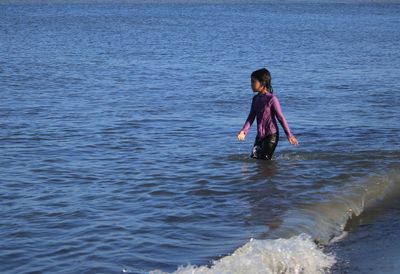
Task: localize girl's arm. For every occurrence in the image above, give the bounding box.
[240,100,256,136]
[271,96,294,139]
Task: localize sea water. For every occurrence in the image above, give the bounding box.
[1,0,400,273]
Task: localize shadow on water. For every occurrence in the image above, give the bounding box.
[244,158,278,180]
[226,151,278,178]
[223,153,290,237]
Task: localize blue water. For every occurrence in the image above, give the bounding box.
[1,1,400,273]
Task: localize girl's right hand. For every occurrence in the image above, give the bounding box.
[237,130,246,141]
[288,135,299,146]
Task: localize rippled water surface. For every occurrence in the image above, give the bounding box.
[1,1,400,273]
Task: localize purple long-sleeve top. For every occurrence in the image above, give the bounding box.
[241,92,294,139]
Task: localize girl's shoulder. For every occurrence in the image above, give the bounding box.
[253,92,276,103]
[265,92,276,100]
[270,93,278,101]
[265,93,277,106]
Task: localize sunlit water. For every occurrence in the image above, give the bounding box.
[1,1,400,273]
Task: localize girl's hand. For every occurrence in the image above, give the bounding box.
[237,130,246,141]
[288,135,299,146]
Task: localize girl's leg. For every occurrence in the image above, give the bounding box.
[250,136,263,159]
[260,133,279,160]
[250,134,279,160]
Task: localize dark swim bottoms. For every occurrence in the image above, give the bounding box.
[250,133,279,160]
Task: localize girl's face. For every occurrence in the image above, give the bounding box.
[251,77,264,93]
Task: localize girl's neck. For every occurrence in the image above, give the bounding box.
[259,88,270,94]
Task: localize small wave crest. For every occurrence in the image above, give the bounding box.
[149,233,335,274]
[271,170,400,245]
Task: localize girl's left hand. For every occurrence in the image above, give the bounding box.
[288,135,299,146]
[237,130,246,141]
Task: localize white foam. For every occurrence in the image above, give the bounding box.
[150,233,336,274]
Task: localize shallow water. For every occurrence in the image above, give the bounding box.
[1,1,400,273]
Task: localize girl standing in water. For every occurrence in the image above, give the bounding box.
[237,68,299,160]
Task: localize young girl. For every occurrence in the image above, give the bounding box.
[237,68,299,160]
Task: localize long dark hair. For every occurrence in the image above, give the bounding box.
[251,68,273,94]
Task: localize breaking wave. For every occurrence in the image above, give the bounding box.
[148,170,400,274]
